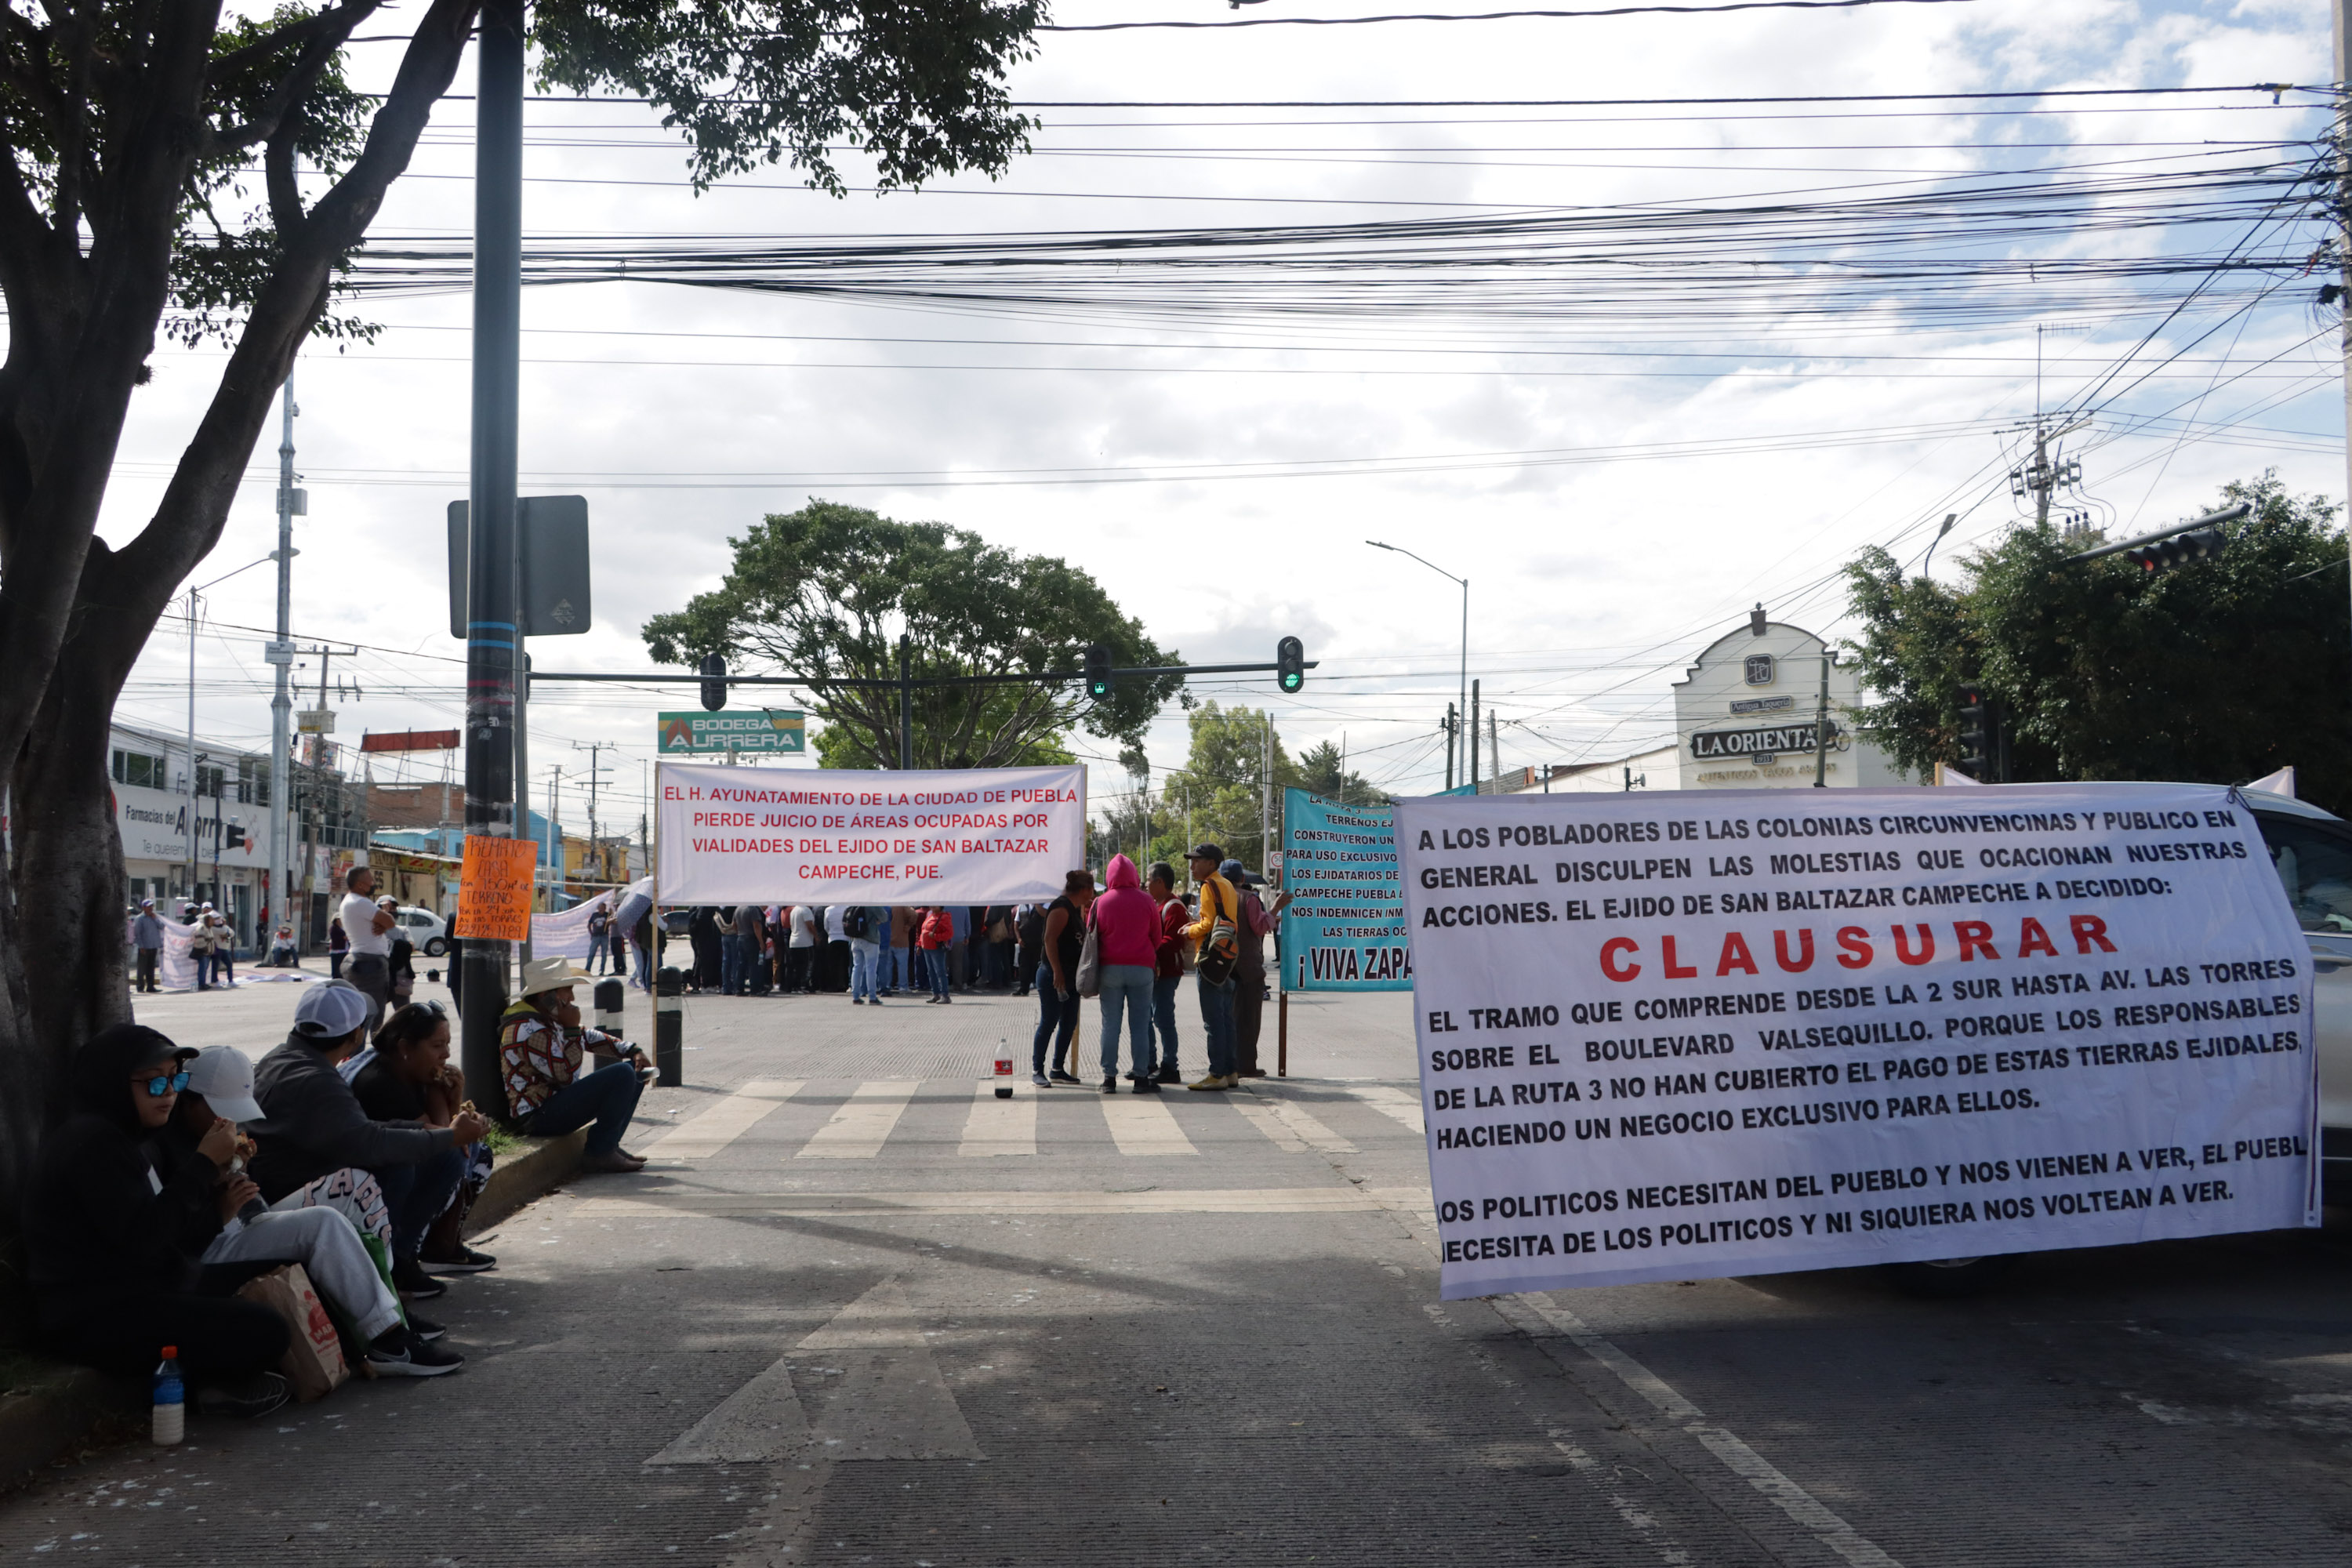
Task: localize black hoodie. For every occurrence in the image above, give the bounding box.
[21,1024,225,1302]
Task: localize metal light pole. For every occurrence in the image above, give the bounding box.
[267,379,299,946]
[460,0,527,1107]
[1367,541,1467,790]
[184,556,273,904]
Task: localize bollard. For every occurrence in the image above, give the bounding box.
[593,977,625,1036]
[655,965,684,1087]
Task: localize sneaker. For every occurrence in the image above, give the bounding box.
[581,1149,648,1174]
[1031,1071,1051,1087]
[851,996,864,1005]
[419,1244,497,1275]
[1133,1076,1163,1094]
[1102,1075,1119,1094]
[1225,1074,1245,1088]
[1189,1073,1230,1091]
[1154,1064,1181,1085]
[365,1327,465,1377]
[1236,1068,1269,1079]
[939,995,953,1004]
[869,996,884,1006]
[1049,1068,1080,1084]
[392,1257,447,1300]
[405,1312,448,1342]
[924,995,941,1004]
[194,1371,290,1419]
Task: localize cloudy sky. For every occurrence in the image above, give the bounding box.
[103,0,2339,839]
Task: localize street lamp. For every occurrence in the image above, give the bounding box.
[1367,541,1467,789]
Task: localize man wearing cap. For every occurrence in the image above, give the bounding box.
[175,1047,460,1377]
[502,955,655,1174]
[249,982,492,1301]
[131,899,165,993]
[1181,844,1241,1090]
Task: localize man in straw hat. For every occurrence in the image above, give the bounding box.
[501,955,657,1174]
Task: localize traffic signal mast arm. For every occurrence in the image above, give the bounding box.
[2064,502,2248,564]
[527,659,1319,688]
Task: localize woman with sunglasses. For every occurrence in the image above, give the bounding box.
[21,1025,293,1417]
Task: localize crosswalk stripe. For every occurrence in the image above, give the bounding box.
[795,1080,920,1159]
[1099,1091,1200,1156]
[959,1080,1036,1157]
[1348,1084,1426,1134]
[1232,1100,1307,1152]
[578,1186,1435,1218]
[639,1079,804,1164]
[1251,1095,1356,1153]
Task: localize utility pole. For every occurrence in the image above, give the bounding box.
[573,739,613,882]
[2337,0,2352,688]
[184,587,198,900]
[1260,714,1272,877]
[459,0,526,1106]
[1488,708,1498,793]
[266,378,299,946]
[898,633,915,768]
[1469,681,1481,794]
[1443,704,1456,791]
[1813,654,1831,788]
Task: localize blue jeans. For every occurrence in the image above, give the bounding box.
[921,948,950,999]
[633,936,653,989]
[881,946,901,991]
[586,931,608,974]
[1196,975,1236,1078]
[1098,965,1154,1079]
[372,1146,465,1264]
[1032,965,1078,1073]
[720,933,749,995]
[851,939,881,1000]
[1152,974,1181,1075]
[526,1061,644,1158]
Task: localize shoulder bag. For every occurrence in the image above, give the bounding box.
[1075,906,1103,998]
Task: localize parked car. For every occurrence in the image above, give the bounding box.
[1894,787,2350,1295]
[394,904,448,957]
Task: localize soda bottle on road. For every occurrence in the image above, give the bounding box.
[995,1038,1014,1098]
[151,1346,184,1446]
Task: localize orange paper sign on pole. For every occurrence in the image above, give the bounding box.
[459,834,538,942]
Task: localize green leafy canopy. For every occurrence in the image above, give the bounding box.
[644,499,1183,770]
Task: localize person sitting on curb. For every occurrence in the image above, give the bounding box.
[354,1003,498,1274]
[169,1047,459,1377]
[249,983,492,1303]
[501,955,657,1174]
[22,1025,293,1417]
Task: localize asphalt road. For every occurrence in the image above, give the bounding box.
[4,974,2350,1564]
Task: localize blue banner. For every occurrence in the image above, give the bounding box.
[1279,789,1410,990]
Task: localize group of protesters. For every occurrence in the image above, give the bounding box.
[21,945,658,1421]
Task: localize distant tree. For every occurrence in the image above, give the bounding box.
[645,501,1183,769]
[1842,474,2352,812]
[0,0,1048,1226]
[1162,702,1304,873]
[1294,740,1388,807]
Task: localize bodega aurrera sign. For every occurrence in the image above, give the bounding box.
[1394,782,2315,1298]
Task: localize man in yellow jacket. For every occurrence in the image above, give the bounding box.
[1182,843,1241,1090]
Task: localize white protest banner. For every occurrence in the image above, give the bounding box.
[656,762,1085,905]
[1395,783,2317,1299]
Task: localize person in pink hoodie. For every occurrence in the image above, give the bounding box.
[1090,855,1164,1093]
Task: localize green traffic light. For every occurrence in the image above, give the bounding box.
[1279,672,1302,692]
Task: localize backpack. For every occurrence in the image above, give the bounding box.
[841,906,872,940]
[1018,906,1047,953]
[1194,882,1240,985]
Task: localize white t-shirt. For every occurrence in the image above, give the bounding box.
[789,905,818,949]
[341,891,393,956]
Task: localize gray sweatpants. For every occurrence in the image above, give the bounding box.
[200,1205,403,1342]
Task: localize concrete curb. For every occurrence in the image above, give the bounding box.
[0,1130,586,1490]
[466,1127,589,1235]
[0,1369,140,1493]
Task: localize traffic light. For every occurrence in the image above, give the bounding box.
[1083,643,1113,701]
[224,820,246,851]
[1276,636,1305,693]
[699,653,728,712]
[2125,527,2226,577]
[1956,687,1990,775]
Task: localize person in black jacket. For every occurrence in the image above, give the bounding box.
[22,1024,292,1417]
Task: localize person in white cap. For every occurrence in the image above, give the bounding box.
[249,983,491,1301]
[197,903,236,989]
[171,1047,460,1377]
[501,955,655,1174]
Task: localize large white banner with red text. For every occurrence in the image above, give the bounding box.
[1396,782,2318,1298]
[655,762,1085,905]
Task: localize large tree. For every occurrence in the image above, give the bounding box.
[1161,701,1301,873]
[644,500,1184,770]
[0,2,1047,1220]
[1842,474,2351,811]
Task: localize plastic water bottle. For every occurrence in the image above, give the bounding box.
[994,1037,1014,1098]
[151,1346,184,1446]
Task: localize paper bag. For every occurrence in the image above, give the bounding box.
[236,1263,351,1402]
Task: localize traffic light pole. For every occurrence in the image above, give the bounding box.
[2063,502,2249,564]
[459,0,526,1109]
